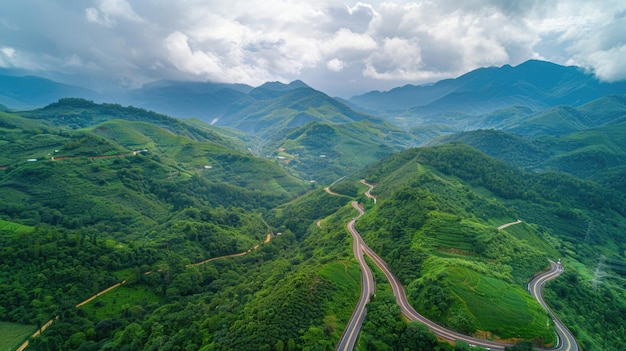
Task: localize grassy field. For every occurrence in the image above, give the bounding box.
[0,219,34,235]
[80,284,161,321]
[0,321,36,351]
[318,260,361,312]
[446,266,555,345]
[416,211,483,253]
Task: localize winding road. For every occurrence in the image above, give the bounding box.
[336,180,579,351]
[336,205,375,351]
[529,260,580,351]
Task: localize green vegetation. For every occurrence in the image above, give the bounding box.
[1,95,625,350]
[0,218,34,235]
[263,119,415,184]
[357,143,626,349]
[0,321,36,351]
[80,285,161,321]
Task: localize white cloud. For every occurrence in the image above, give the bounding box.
[0,46,42,70]
[327,58,345,72]
[1,46,15,58]
[1,0,625,96]
[163,30,278,85]
[85,0,143,27]
[584,45,626,82]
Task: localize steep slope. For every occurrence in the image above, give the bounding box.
[214,81,383,137]
[0,74,100,109]
[20,98,252,152]
[123,80,253,120]
[349,60,626,129]
[263,119,416,183]
[1,106,308,205]
[506,94,626,137]
[355,143,626,349]
[431,96,626,189]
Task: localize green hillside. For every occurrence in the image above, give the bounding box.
[21,98,250,152]
[355,143,626,349]
[2,94,626,351]
[507,94,626,137]
[431,115,626,194]
[263,119,416,183]
[216,84,384,138]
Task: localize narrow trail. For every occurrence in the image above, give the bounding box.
[186,232,274,268]
[75,280,127,308]
[498,219,522,230]
[324,186,339,196]
[15,318,57,351]
[19,230,273,350]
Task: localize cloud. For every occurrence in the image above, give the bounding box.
[0,0,624,96]
[163,30,279,85]
[85,0,143,27]
[1,47,15,58]
[327,58,345,72]
[0,46,42,70]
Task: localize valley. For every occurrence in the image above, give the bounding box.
[1,60,625,351]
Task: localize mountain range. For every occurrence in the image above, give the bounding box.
[1,59,626,350]
[4,59,626,135]
[348,60,626,128]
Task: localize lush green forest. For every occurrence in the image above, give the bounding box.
[2,99,626,351]
[356,143,626,350]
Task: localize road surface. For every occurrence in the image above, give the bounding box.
[336,203,375,351]
[498,219,522,230]
[336,180,579,351]
[528,260,580,351]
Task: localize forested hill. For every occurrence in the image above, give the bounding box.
[213,82,384,138]
[2,104,626,350]
[354,143,626,349]
[20,98,248,151]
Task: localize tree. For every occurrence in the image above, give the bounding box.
[301,326,332,351]
[397,321,441,351]
[275,339,285,351]
[504,340,535,351]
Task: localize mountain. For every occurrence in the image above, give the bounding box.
[429,116,626,192]
[0,74,100,109]
[261,118,416,183]
[214,80,385,137]
[505,94,626,137]
[2,88,626,350]
[17,98,248,152]
[349,60,626,129]
[1,100,307,198]
[354,143,626,349]
[122,80,253,120]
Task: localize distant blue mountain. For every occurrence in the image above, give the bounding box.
[123,80,253,120]
[349,60,626,121]
[0,74,100,110]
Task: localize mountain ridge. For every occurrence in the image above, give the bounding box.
[348,60,626,129]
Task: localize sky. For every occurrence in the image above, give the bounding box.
[1,0,625,97]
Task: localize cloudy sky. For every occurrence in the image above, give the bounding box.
[1,0,625,97]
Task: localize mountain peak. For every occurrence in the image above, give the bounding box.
[256,80,311,92]
[349,59,626,122]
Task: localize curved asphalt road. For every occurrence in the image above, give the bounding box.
[337,181,579,351]
[336,203,376,351]
[529,260,580,351]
